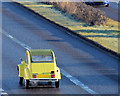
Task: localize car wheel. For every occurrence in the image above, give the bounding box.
[19,77,23,85]
[55,79,60,88]
[25,80,29,89]
[105,4,109,7]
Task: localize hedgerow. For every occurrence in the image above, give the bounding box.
[52,2,107,25]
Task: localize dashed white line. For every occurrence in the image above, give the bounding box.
[0,88,8,95]
[3,31,32,49]
[0,88,4,92]
[1,92,8,95]
[61,69,97,94]
[2,30,98,94]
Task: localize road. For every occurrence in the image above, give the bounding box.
[94,2,120,22]
[2,2,119,95]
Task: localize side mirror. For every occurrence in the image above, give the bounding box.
[20,58,23,61]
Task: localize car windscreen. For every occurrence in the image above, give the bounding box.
[31,55,53,62]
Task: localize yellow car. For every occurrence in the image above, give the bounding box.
[17,49,61,88]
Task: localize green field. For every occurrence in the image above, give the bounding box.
[18,2,120,53]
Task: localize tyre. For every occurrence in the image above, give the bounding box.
[25,80,29,89]
[19,77,23,85]
[55,80,60,88]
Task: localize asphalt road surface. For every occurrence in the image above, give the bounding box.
[2,2,119,95]
[94,2,120,22]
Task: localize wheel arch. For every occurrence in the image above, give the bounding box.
[17,64,24,77]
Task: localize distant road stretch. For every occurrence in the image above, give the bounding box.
[95,2,120,22]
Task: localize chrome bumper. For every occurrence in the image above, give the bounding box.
[29,78,58,82]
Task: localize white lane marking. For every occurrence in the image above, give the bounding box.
[3,31,32,50]
[0,88,8,95]
[0,88,4,92]
[1,92,8,95]
[2,30,98,94]
[61,69,97,94]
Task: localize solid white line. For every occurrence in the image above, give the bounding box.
[2,30,98,94]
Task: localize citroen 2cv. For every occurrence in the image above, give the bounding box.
[17,49,61,88]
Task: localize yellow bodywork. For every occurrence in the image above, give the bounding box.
[17,49,61,80]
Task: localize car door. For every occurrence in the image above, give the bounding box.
[24,51,31,79]
[25,52,29,68]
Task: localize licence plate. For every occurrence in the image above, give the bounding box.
[37,74,51,78]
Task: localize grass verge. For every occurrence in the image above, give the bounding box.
[17,2,120,53]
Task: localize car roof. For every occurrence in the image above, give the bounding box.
[29,49,53,56]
